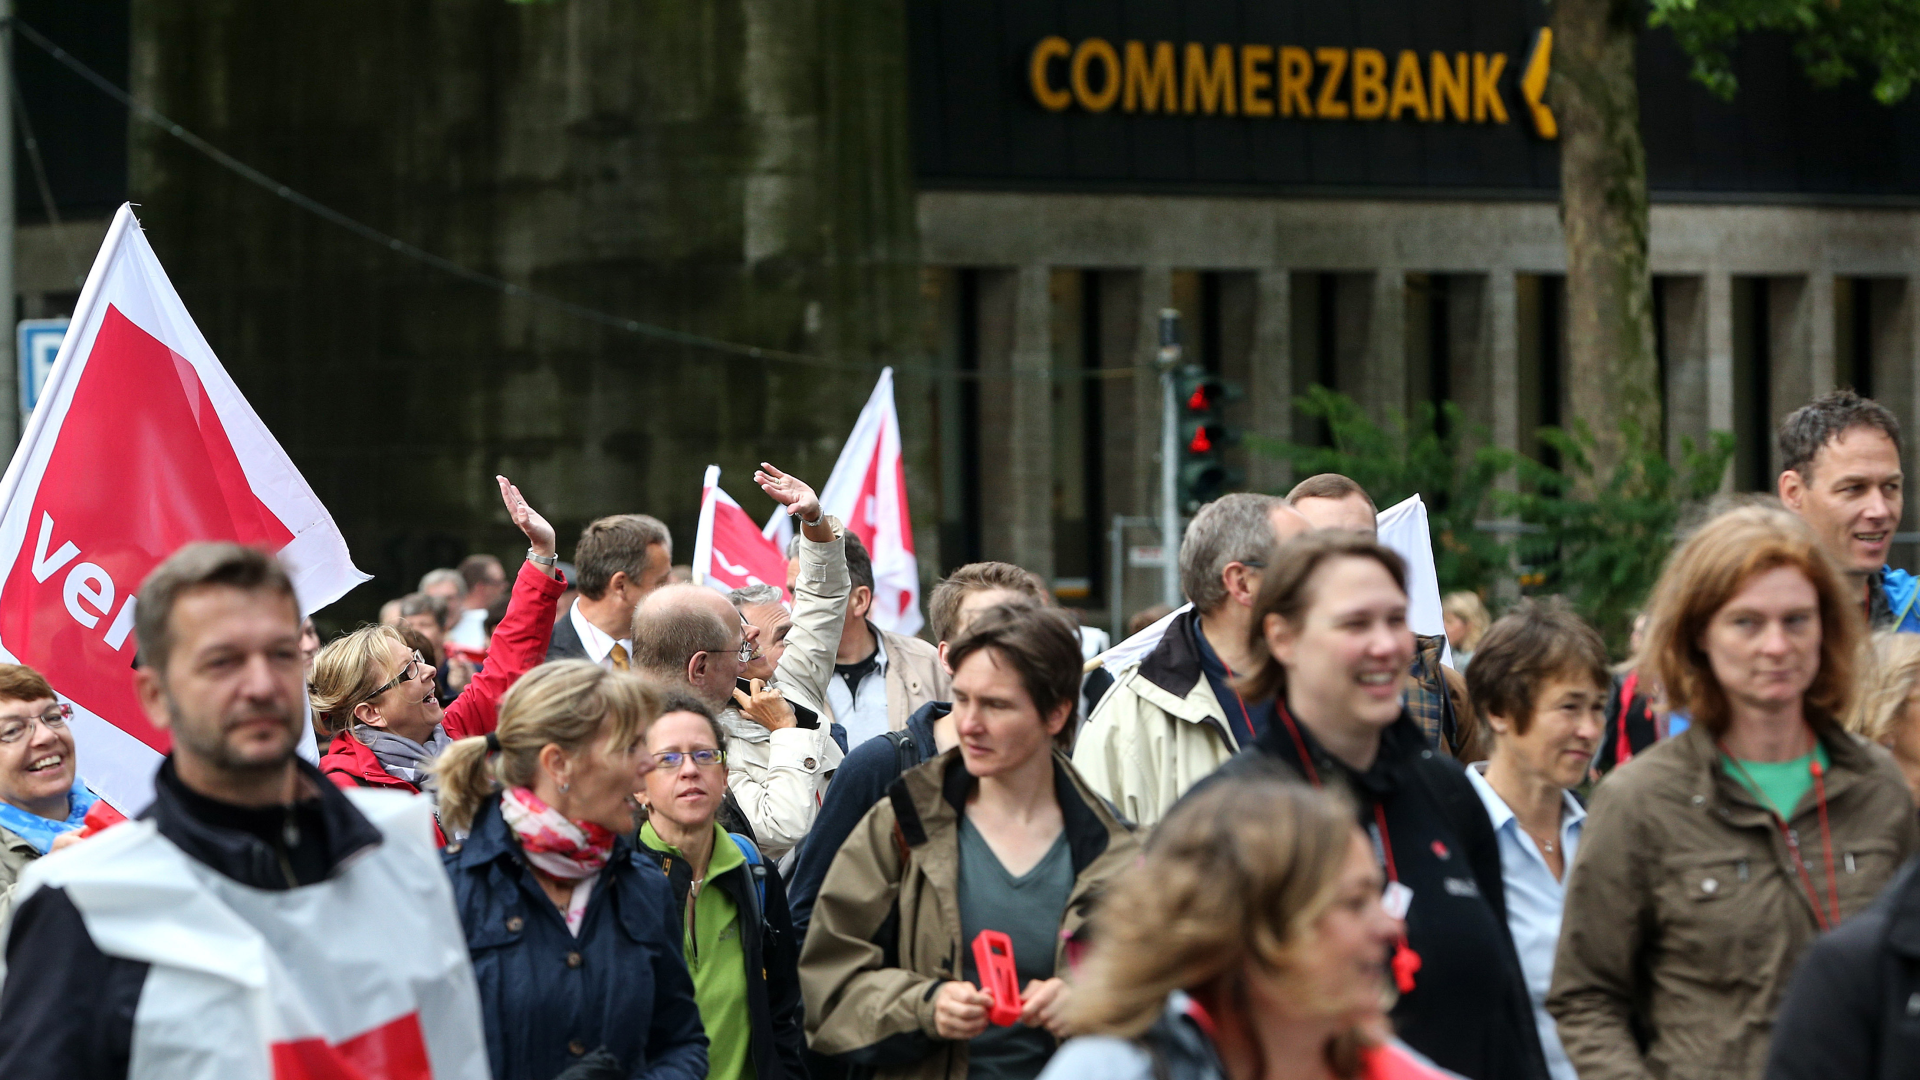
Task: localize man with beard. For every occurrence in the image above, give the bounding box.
[0,543,489,1080]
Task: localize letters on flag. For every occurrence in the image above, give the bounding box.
[0,204,369,811]
[693,465,790,595]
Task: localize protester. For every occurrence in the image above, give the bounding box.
[1075,494,1311,826]
[1593,611,1661,776]
[1461,600,1610,1080]
[398,590,452,656]
[1039,774,1447,1080]
[1441,591,1490,670]
[421,566,467,625]
[631,584,838,859]
[1286,473,1380,535]
[1194,530,1546,1080]
[802,601,1139,1080]
[435,661,708,1080]
[309,477,565,840]
[1549,503,1920,1080]
[0,543,490,1080]
[379,595,406,626]
[1847,631,1920,799]
[787,560,1050,941]
[0,665,98,920]
[547,513,674,666]
[1776,389,1920,631]
[635,695,808,1080]
[815,529,947,748]
[454,553,507,651]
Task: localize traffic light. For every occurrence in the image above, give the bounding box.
[1175,366,1243,513]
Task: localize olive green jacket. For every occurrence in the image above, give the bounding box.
[1547,721,1919,1080]
[799,747,1138,1080]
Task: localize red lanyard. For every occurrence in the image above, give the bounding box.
[1616,671,1640,767]
[1719,742,1843,931]
[1216,658,1259,748]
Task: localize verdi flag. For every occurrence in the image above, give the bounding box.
[0,204,369,811]
[693,465,790,595]
[814,367,922,635]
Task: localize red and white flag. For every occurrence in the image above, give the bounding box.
[693,465,789,596]
[0,204,368,812]
[815,367,922,636]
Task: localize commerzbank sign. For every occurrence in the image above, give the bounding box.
[1025,32,1558,139]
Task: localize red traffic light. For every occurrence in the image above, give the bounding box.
[1188,426,1214,453]
[1186,384,1215,411]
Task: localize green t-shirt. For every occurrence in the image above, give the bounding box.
[1722,741,1831,820]
[957,816,1074,1080]
[642,821,757,1080]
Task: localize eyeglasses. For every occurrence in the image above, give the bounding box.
[362,650,429,704]
[0,703,71,744]
[735,616,761,664]
[653,748,726,769]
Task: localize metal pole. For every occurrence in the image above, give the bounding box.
[1109,513,1125,641]
[1157,309,1182,607]
[0,7,16,450]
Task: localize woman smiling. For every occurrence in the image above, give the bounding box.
[0,664,101,919]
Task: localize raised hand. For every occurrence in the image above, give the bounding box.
[496,475,558,567]
[753,462,822,524]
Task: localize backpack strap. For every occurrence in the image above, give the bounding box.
[729,832,767,914]
[884,728,917,776]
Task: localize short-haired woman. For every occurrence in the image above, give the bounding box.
[0,664,108,919]
[635,695,807,1080]
[802,601,1139,1080]
[1549,504,1920,1079]
[1462,600,1611,1080]
[1204,531,1546,1080]
[1845,630,1920,800]
[436,661,708,1080]
[311,477,566,842]
[1039,774,1445,1080]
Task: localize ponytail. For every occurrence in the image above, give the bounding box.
[433,735,499,837]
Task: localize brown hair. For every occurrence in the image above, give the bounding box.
[573,514,671,600]
[1642,503,1862,736]
[1286,473,1377,515]
[946,601,1083,742]
[1846,632,1920,746]
[1465,598,1612,735]
[1237,533,1408,706]
[434,661,663,835]
[0,664,55,704]
[1065,770,1371,1074]
[136,543,297,675]
[928,562,1050,643]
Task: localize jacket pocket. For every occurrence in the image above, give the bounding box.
[1656,853,1769,979]
[1834,837,1901,916]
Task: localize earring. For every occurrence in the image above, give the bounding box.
[560,782,571,794]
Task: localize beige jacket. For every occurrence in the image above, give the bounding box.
[0,823,36,925]
[1547,721,1919,1080]
[879,628,947,735]
[801,747,1138,1080]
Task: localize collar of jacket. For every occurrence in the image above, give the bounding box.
[635,825,752,915]
[318,729,417,791]
[1248,703,1433,798]
[142,754,383,890]
[447,793,653,940]
[887,747,1131,877]
[1126,607,1232,725]
[906,700,951,755]
[1667,716,1883,824]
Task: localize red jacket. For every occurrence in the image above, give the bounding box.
[320,561,566,839]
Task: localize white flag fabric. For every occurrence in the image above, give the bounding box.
[694,465,790,596]
[0,204,368,812]
[814,368,923,635]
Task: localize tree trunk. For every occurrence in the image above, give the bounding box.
[1550,0,1661,478]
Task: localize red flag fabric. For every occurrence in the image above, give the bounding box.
[692,465,789,596]
[815,368,921,634]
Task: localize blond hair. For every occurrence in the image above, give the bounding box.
[1442,591,1491,652]
[1065,769,1370,1074]
[1847,632,1920,746]
[308,624,410,739]
[433,661,663,834]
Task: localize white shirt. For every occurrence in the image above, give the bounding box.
[570,601,632,672]
[448,607,489,651]
[827,630,891,749]
[1466,763,1586,1080]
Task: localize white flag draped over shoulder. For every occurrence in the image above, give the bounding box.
[812,368,923,635]
[0,204,369,812]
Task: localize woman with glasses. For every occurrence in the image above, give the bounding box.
[636,695,808,1080]
[0,664,102,920]
[310,476,567,842]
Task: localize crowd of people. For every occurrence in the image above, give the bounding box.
[2,388,1920,1080]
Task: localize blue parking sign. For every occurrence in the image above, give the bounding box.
[17,319,68,425]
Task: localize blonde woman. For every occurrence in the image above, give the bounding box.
[1845,631,1920,800]
[1039,772,1445,1080]
[435,661,708,1080]
[1442,591,1490,671]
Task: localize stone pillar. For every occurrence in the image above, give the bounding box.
[1488,270,1520,464]
[1706,271,1736,488]
[1367,269,1408,423]
[1809,271,1837,400]
[1249,269,1294,493]
[1135,267,1174,516]
[1769,276,1816,477]
[976,266,1054,579]
[1662,276,1710,461]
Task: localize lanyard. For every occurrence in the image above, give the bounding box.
[1216,657,1259,748]
[1719,741,1843,931]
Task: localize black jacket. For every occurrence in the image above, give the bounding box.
[547,604,589,662]
[635,832,810,1080]
[0,755,385,1080]
[1195,709,1550,1080]
[1766,855,1920,1080]
[1593,670,1658,775]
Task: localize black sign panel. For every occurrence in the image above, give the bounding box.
[908,0,1920,200]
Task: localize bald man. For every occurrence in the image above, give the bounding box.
[1074,494,1311,826]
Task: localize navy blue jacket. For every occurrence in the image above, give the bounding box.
[785,700,948,942]
[444,795,708,1080]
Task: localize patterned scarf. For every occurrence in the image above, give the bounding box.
[500,786,614,880]
[0,773,98,854]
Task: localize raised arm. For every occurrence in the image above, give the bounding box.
[755,462,849,717]
[440,477,566,740]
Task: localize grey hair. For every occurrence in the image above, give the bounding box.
[1179,493,1284,613]
[729,583,786,610]
[629,596,734,681]
[419,567,466,598]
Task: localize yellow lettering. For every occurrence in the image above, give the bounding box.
[1184,43,1237,115]
[1030,37,1072,111]
[1351,48,1387,119]
[1473,52,1509,122]
[1314,47,1349,119]
[1430,52,1469,121]
[1388,50,1429,121]
[1241,44,1274,117]
[1124,41,1178,113]
[1072,39,1121,112]
[1279,46,1314,116]
[1520,29,1557,138]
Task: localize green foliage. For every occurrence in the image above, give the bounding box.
[1248,386,1513,596]
[1650,0,1920,104]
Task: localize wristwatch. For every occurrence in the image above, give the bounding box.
[801,510,824,528]
[527,548,559,568]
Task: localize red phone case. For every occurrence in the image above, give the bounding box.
[971,930,1024,1027]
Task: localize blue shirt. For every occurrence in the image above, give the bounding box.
[1188,619,1263,747]
[1466,764,1585,1080]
